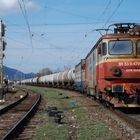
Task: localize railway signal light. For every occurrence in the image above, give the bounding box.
[0,20,6,37]
[0,39,6,59]
[0,40,3,59]
[2,40,6,51]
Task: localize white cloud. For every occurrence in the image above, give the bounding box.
[0,0,40,15]
[26,1,40,10]
[0,0,17,8]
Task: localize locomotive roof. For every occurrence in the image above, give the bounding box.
[85,33,140,59]
[102,33,140,39]
[86,23,140,58]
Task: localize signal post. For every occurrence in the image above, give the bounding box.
[0,20,6,102]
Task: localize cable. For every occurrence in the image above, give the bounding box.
[85,0,111,37]
[104,0,124,27]
[45,6,97,21]
[17,0,33,50]
[7,22,110,26]
[85,0,124,54]
[97,0,111,22]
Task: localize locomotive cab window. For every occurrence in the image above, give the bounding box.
[102,42,107,56]
[136,40,140,54]
[108,40,132,55]
[98,42,107,56]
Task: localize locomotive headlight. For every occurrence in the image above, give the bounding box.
[135,31,140,36]
[106,86,112,92]
[129,31,134,35]
[111,67,122,77]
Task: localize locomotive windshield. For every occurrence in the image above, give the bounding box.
[108,40,132,55]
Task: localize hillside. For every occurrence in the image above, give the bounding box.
[3,66,35,81]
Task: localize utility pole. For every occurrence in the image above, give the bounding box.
[0,20,6,102]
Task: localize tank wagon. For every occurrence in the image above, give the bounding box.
[32,77,38,85]
[46,74,54,87]
[61,68,75,88]
[21,78,32,85]
[38,75,46,86]
[31,68,75,88]
[21,23,140,107]
[57,72,63,87]
[52,73,59,87]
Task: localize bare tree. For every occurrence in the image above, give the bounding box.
[38,68,53,76]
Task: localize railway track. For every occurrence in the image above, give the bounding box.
[113,108,140,131]
[0,90,41,140]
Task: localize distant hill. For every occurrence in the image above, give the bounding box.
[3,66,35,81]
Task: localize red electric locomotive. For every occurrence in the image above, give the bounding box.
[85,23,140,107]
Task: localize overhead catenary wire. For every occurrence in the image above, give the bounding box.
[6,0,127,73]
[97,0,111,22]
[63,0,112,65]
[70,0,123,67]
[45,5,98,21]
[86,0,124,50]
[85,0,111,37]
[17,0,33,50]
[16,0,36,73]
[86,0,123,36]
[104,0,124,27]
[67,0,112,66]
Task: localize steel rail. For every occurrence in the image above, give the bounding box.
[0,92,28,115]
[0,92,41,140]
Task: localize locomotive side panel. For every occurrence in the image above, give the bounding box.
[75,59,85,92]
[85,44,98,96]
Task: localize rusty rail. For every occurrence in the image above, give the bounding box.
[0,91,41,140]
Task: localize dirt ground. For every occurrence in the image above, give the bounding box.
[67,91,139,140]
[21,86,140,140]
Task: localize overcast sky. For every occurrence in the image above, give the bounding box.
[1,0,140,73]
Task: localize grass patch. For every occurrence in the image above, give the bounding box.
[26,86,69,140]
[33,122,68,140]
[24,86,119,140]
[77,122,109,140]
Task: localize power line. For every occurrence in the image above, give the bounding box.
[85,0,111,37]
[45,6,97,21]
[104,0,124,26]
[7,22,110,26]
[86,0,124,50]
[17,0,33,50]
[97,0,111,22]
[44,0,110,62]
